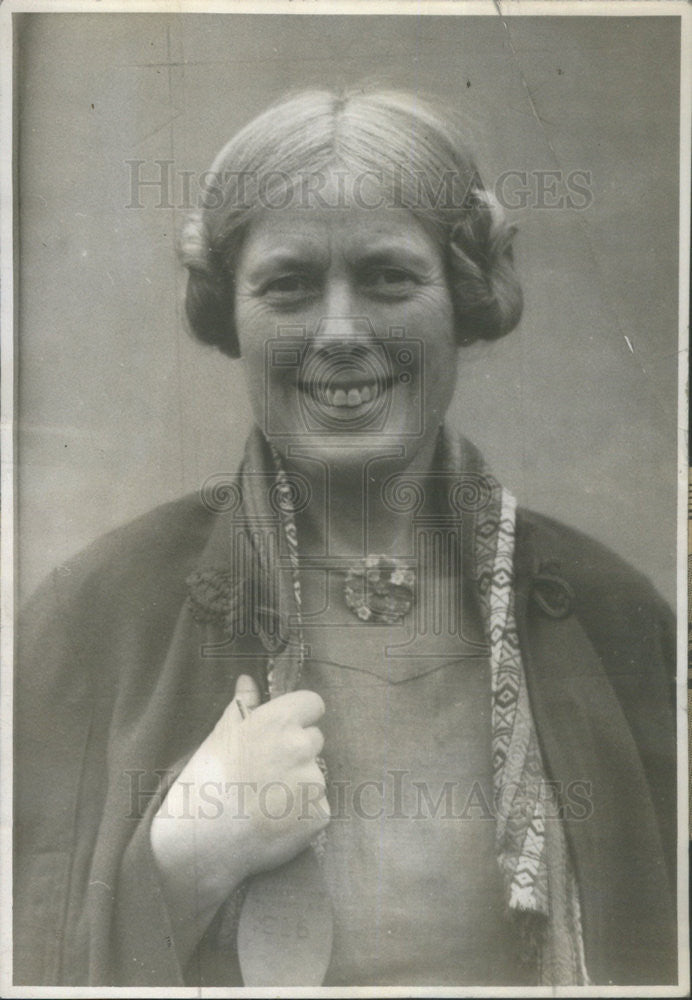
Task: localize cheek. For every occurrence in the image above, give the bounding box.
[409,285,455,333]
[418,296,458,404]
[236,342,264,394]
[414,295,457,367]
[235,303,272,385]
[426,349,458,410]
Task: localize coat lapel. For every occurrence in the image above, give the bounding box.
[512,523,676,985]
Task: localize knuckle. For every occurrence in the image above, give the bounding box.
[288,728,311,756]
[305,691,326,717]
[252,699,275,722]
[294,690,324,717]
[293,726,324,758]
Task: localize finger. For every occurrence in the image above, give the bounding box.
[301,763,331,823]
[265,690,325,728]
[234,673,262,712]
[216,677,261,734]
[214,696,246,738]
[303,725,325,757]
[286,725,324,762]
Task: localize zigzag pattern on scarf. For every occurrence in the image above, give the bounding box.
[186,426,589,984]
[472,478,588,984]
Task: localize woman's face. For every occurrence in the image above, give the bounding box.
[234,169,458,472]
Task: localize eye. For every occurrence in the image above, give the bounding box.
[261,273,315,304]
[362,267,418,298]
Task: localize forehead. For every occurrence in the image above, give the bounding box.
[237,169,442,263]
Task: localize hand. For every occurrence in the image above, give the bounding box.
[149,675,328,961]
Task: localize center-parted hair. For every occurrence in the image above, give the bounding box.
[181,88,523,357]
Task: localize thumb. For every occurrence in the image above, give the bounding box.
[234,673,262,714]
[214,674,262,740]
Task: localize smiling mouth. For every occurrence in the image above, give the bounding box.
[298,378,393,408]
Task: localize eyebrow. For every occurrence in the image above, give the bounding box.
[244,243,436,284]
[353,246,436,272]
[242,251,323,284]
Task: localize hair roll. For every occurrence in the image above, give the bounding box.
[448,190,523,344]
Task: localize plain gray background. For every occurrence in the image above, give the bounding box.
[17,12,681,604]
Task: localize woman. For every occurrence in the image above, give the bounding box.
[14,89,677,988]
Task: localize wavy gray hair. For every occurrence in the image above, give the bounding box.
[180,87,523,357]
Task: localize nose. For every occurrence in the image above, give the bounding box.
[311,278,376,344]
[313,314,376,343]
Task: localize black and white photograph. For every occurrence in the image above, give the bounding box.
[1,1,689,994]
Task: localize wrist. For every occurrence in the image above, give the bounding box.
[150,810,250,903]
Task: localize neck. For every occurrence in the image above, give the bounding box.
[281,427,444,560]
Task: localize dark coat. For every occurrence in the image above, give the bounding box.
[14,492,678,987]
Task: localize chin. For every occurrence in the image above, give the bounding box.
[270,429,430,474]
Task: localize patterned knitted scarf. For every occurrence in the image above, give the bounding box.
[187,425,590,985]
[440,430,589,985]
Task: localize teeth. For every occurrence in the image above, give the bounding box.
[306,383,381,407]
